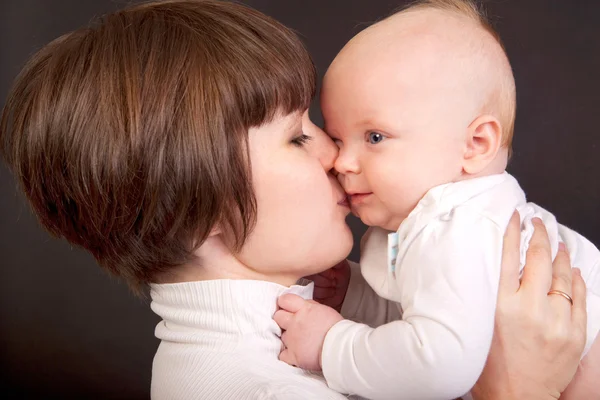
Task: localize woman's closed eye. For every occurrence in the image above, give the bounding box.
[367,131,385,145]
[291,133,313,147]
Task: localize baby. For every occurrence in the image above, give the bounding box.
[274,1,600,399]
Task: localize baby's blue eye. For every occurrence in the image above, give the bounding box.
[368,132,385,144]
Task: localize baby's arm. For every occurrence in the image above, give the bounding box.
[322,211,504,400]
[341,227,404,326]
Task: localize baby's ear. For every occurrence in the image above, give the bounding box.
[462,114,503,175]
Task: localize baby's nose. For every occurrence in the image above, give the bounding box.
[334,146,360,175]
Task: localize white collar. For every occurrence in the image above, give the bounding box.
[150,278,314,358]
[384,172,525,275]
[414,172,522,212]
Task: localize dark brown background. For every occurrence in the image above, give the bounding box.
[1,0,598,398]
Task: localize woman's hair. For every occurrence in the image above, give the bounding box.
[0,0,316,292]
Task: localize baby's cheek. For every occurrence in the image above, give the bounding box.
[378,183,420,222]
[376,173,406,204]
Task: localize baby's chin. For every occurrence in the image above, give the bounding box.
[353,207,404,231]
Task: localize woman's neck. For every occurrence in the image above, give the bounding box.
[158,235,303,287]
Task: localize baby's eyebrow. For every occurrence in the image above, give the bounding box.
[356,117,376,128]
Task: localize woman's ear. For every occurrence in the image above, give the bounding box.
[462,114,503,175]
[208,225,222,237]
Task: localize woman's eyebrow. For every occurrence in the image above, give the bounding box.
[287,116,303,133]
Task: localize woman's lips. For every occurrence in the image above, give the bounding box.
[348,193,372,205]
[337,196,350,208]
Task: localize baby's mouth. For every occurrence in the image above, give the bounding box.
[347,192,373,206]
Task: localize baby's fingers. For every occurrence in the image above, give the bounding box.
[279,348,297,367]
[278,294,306,313]
[273,309,294,331]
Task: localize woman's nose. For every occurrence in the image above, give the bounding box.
[317,135,338,171]
[304,116,339,171]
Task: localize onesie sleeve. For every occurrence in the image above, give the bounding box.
[321,210,503,400]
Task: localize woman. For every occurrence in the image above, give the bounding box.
[0,1,587,399]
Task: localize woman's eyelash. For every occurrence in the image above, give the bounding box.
[291,134,312,147]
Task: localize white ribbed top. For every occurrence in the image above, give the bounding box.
[149,278,356,399]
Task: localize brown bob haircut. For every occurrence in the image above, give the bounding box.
[0,0,316,292]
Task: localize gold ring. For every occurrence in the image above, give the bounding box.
[547,289,573,305]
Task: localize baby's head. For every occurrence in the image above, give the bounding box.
[322,0,516,230]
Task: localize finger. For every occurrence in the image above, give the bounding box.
[547,243,574,318]
[313,287,336,299]
[332,260,350,281]
[521,217,553,295]
[499,211,522,295]
[273,309,294,331]
[571,268,588,339]
[550,242,573,296]
[278,348,297,367]
[332,259,349,270]
[308,274,335,288]
[307,268,336,282]
[321,268,337,280]
[277,294,306,313]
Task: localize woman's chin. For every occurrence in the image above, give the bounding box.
[336,226,354,258]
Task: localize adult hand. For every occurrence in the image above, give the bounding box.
[304,260,351,312]
[471,212,587,400]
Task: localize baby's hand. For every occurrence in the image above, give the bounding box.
[304,260,351,312]
[274,294,343,371]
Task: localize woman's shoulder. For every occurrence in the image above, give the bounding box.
[151,343,348,399]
